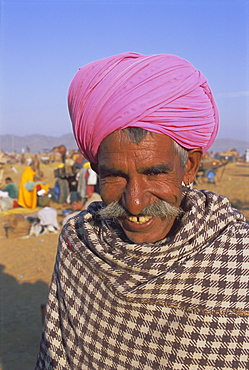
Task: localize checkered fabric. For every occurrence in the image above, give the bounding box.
[36,189,249,369]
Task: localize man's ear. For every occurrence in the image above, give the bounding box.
[90,162,99,174]
[183,148,202,185]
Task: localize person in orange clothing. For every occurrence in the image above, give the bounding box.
[18,163,49,209]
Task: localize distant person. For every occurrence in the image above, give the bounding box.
[62,191,85,225]
[36,52,249,369]
[37,206,59,232]
[77,161,98,203]
[18,162,49,209]
[0,177,18,211]
[1,177,18,199]
[62,191,101,225]
[53,145,67,164]
[73,151,84,169]
[207,170,216,184]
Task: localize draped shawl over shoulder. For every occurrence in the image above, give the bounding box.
[36,189,249,369]
[68,52,219,163]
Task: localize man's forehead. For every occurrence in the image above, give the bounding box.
[97,129,176,166]
[100,129,175,147]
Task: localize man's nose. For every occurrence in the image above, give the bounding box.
[121,178,149,215]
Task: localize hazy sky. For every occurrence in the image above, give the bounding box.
[1,0,248,142]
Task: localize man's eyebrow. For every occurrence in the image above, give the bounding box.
[98,165,125,177]
[141,164,172,174]
[99,164,173,176]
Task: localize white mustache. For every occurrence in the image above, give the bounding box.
[98,200,182,220]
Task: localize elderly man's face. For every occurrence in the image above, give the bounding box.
[96,130,199,243]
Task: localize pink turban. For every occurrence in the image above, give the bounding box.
[68,52,219,163]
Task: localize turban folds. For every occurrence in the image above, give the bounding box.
[68,52,219,163]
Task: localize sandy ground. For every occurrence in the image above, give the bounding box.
[0,160,249,370]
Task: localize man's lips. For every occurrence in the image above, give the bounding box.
[125,215,153,224]
[118,215,155,232]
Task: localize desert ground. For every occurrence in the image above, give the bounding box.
[0,159,249,370]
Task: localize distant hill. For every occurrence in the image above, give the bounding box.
[0,133,78,153]
[0,134,248,155]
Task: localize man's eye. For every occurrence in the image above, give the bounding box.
[101,173,122,179]
[146,170,168,176]
[109,174,121,178]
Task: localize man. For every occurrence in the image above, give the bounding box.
[36,53,249,369]
[1,177,18,199]
[0,177,18,210]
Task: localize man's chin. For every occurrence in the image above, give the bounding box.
[121,230,165,244]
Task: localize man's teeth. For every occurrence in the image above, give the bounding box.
[127,216,152,224]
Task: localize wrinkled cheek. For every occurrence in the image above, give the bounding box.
[99,183,123,205]
[99,187,110,205]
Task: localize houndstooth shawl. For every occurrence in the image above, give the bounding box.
[36,189,249,369]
